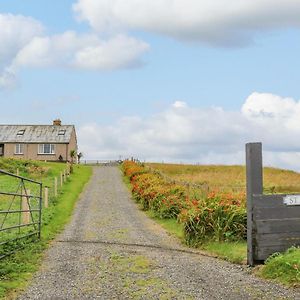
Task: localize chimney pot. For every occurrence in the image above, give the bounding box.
[53,119,62,126]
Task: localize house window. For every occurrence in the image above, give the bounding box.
[38,144,55,154]
[17,129,25,136]
[15,144,24,154]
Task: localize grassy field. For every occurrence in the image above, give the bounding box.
[147,163,300,193]
[0,158,92,299]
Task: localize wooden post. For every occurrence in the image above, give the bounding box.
[16,168,19,176]
[66,162,70,176]
[44,187,49,208]
[22,189,30,224]
[60,172,63,187]
[246,142,263,266]
[63,170,66,183]
[54,177,58,197]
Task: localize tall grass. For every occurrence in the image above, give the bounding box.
[147,163,300,193]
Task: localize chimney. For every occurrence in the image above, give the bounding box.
[53,119,62,126]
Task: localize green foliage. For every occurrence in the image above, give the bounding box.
[260,247,300,286]
[0,158,46,177]
[124,161,187,219]
[179,191,246,245]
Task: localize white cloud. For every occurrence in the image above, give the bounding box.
[73,0,300,46]
[173,101,187,109]
[0,14,43,66]
[0,14,43,88]
[0,14,149,88]
[73,34,149,69]
[78,93,300,171]
[14,32,149,70]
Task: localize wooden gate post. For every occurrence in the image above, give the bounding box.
[22,189,30,224]
[246,142,263,266]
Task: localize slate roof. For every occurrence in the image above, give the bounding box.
[0,125,75,143]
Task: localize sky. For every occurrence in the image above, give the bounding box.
[1,0,300,170]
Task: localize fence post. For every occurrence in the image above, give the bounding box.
[22,189,30,224]
[44,187,49,208]
[60,172,63,187]
[246,142,263,266]
[54,177,58,197]
[63,170,67,183]
[16,168,19,176]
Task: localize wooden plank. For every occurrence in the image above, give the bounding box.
[255,235,300,247]
[256,231,300,241]
[256,218,300,234]
[253,206,300,220]
[256,245,293,260]
[253,194,286,208]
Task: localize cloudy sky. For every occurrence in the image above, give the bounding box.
[1,1,300,169]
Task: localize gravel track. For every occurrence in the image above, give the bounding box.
[18,166,300,300]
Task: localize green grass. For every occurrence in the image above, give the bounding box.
[0,162,92,299]
[259,247,300,287]
[145,211,184,240]
[202,241,246,264]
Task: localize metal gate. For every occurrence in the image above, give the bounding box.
[0,169,42,259]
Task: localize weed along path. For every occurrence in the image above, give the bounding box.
[18,167,299,300]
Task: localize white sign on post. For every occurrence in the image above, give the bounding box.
[283,195,300,206]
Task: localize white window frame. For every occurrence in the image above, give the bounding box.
[15,144,24,155]
[38,144,55,155]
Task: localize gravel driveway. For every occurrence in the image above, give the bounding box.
[18,166,300,300]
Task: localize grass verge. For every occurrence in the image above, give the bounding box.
[258,247,300,287]
[0,164,92,299]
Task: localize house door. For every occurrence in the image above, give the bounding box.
[0,144,4,156]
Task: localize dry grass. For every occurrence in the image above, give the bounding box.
[147,163,300,194]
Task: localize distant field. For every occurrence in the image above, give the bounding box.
[146,163,300,194]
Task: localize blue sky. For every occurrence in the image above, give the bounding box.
[1,1,300,169]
